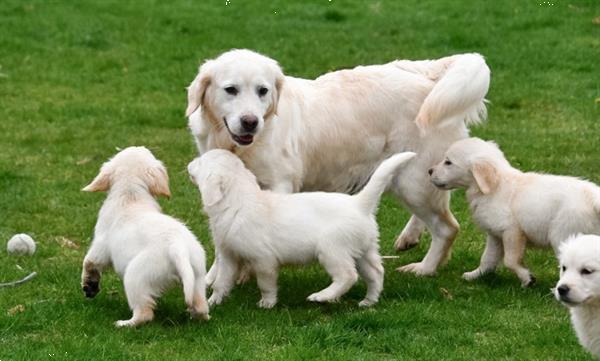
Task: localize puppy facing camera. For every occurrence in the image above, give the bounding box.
[7,233,36,256]
[81,146,209,327]
[554,234,600,358]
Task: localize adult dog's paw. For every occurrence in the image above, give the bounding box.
[396,262,436,276]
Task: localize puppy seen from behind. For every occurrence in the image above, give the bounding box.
[81,146,209,327]
[555,234,600,358]
[429,137,600,286]
[188,149,416,308]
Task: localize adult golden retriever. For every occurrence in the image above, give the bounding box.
[186,49,490,276]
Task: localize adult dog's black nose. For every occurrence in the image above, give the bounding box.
[428,168,434,176]
[557,285,570,296]
[240,115,258,132]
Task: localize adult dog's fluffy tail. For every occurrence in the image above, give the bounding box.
[396,53,490,133]
[354,152,416,215]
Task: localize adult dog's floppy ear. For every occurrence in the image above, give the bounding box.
[82,164,112,192]
[200,174,224,207]
[266,71,284,119]
[146,164,171,199]
[185,60,214,117]
[471,159,498,195]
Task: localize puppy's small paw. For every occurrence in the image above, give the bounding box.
[115,320,134,328]
[522,275,536,288]
[396,262,436,276]
[208,294,224,306]
[307,292,338,304]
[257,298,277,309]
[82,280,100,298]
[462,270,482,281]
[358,298,377,307]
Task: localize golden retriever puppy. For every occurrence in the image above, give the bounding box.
[188,149,416,308]
[81,147,209,327]
[186,49,491,277]
[429,138,600,286]
[555,234,600,358]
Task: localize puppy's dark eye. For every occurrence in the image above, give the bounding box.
[581,268,594,275]
[258,87,268,96]
[444,159,452,166]
[224,86,238,95]
[561,265,566,272]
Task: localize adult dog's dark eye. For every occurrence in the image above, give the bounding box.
[444,159,452,166]
[581,268,594,275]
[224,86,238,95]
[258,87,268,96]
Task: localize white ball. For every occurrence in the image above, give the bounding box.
[7,234,36,256]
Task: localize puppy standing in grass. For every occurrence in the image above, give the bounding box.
[555,234,600,358]
[428,137,600,286]
[188,149,416,308]
[81,146,209,327]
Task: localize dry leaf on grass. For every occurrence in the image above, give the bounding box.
[593,16,600,25]
[440,287,454,300]
[7,304,25,316]
[56,237,79,249]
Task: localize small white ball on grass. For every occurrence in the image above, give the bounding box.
[7,234,36,256]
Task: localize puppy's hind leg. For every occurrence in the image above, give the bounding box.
[463,234,503,281]
[308,254,358,304]
[357,247,384,307]
[394,215,426,251]
[170,246,210,320]
[116,257,157,327]
[190,276,210,320]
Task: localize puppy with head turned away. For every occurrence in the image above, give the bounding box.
[81,146,209,327]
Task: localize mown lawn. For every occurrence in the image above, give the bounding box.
[1,1,599,360]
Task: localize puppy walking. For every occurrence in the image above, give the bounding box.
[188,150,416,308]
[81,147,209,327]
[429,138,600,286]
[555,234,600,358]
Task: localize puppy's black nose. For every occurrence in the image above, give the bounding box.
[557,285,570,296]
[240,115,258,132]
[428,168,433,176]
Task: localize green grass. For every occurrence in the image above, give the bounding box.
[1,0,599,360]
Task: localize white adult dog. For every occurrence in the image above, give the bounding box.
[187,149,416,308]
[186,49,491,276]
[555,234,600,358]
[429,137,600,286]
[81,146,209,327]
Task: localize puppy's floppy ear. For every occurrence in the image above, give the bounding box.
[185,60,214,117]
[471,159,498,195]
[82,164,112,192]
[200,174,224,207]
[146,163,171,199]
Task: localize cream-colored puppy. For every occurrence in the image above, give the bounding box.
[429,138,600,286]
[81,146,209,327]
[188,149,416,308]
[555,234,600,358]
[187,49,491,276]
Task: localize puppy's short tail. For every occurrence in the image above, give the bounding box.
[354,152,416,215]
[409,53,490,134]
[169,245,198,307]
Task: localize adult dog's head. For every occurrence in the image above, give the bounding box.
[555,234,600,307]
[186,49,285,147]
[428,137,509,195]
